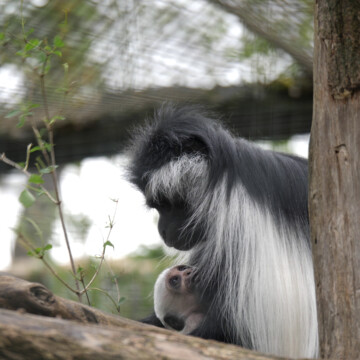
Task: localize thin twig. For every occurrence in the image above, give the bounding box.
[19,2,80,302]
[0,152,57,204]
[31,123,51,166]
[81,200,119,294]
[87,287,121,313]
[37,53,82,302]
[105,258,121,305]
[78,273,91,306]
[17,232,77,294]
[24,143,32,172]
[40,56,51,122]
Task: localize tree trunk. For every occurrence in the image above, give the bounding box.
[0,274,281,360]
[309,1,360,359]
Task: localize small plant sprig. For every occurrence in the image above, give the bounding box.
[0,1,120,309]
[80,199,124,312]
[3,0,83,301]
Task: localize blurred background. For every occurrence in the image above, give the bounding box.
[0,0,313,320]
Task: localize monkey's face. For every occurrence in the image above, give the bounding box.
[154,265,204,334]
[148,198,204,251]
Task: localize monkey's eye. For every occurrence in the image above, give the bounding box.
[169,275,181,289]
[146,197,171,211]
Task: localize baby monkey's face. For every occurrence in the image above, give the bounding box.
[154,265,204,334]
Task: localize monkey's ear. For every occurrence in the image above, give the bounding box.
[163,314,185,331]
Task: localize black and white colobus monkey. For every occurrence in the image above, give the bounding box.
[127,105,318,358]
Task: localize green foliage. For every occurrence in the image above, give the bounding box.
[5,102,40,128]
[19,189,36,208]
[28,174,44,185]
[30,144,51,153]
[104,240,114,250]
[2,1,102,306]
[39,165,58,174]
[27,244,52,258]
[53,34,65,49]
[0,0,102,100]
[26,250,169,318]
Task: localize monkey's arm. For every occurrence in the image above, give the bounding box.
[189,312,242,345]
[140,312,164,328]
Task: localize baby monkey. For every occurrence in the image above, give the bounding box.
[154,265,205,334]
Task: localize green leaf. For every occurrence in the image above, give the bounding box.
[53,35,64,48]
[19,189,36,208]
[39,165,58,174]
[25,217,43,241]
[17,114,27,128]
[118,297,126,305]
[29,146,42,153]
[53,50,62,57]
[49,115,65,125]
[35,156,46,170]
[43,244,52,251]
[25,38,41,52]
[28,103,40,110]
[28,174,44,184]
[44,142,52,151]
[16,49,29,58]
[30,143,52,153]
[104,240,114,249]
[5,109,21,118]
[34,247,42,255]
[28,244,52,259]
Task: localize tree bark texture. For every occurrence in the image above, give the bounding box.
[309,1,360,359]
[0,274,281,360]
[0,274,134,327]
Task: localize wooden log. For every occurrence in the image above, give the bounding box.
[0,274,280,360]
[0,274,133,327]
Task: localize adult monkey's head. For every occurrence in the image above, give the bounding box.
[127,105,228,251]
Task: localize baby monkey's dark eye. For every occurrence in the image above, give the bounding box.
[169,275,181,289]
